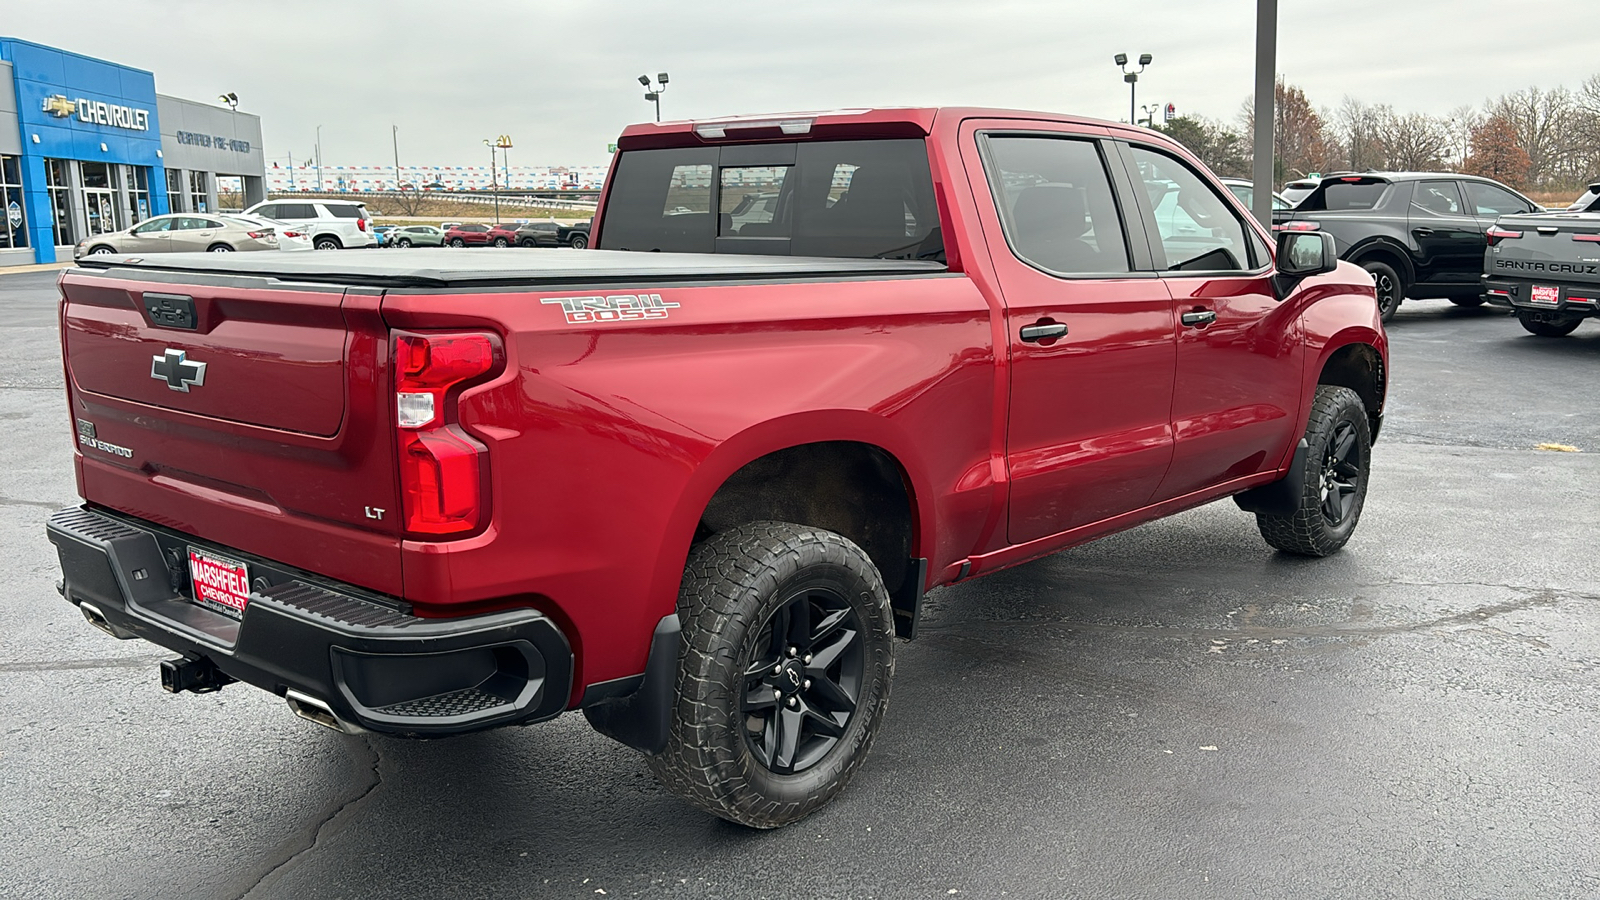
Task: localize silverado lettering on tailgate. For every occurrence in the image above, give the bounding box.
[541,293,680,324]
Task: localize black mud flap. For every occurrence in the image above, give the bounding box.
[582,614,680,755]
[1233,439,1309,518]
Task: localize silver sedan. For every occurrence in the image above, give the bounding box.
[74,214,281,258]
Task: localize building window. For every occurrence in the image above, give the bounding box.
[45,159,75,246]
[0,155,27,250]
[126,166,151,224]
[167,168,185,213]
[189,171,209,213]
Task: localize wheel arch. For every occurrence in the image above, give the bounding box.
[648,412,934,626]
[1315,338,1386,441]
[1345,238,1414,287]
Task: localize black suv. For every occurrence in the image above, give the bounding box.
[513,220,591,248]
[1273,173,1542,320]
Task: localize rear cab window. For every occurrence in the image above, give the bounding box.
[598,139,942,261]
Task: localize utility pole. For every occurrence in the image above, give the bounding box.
[1251,0,1278,228]
[392,124,401,192]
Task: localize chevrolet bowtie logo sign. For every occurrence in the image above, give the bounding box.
[41,95,75,117]
[151,349,207,392]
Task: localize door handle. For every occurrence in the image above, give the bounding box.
[1019,321,1068,343]
[1180,310,1217,327]
[1412,227,1434,236]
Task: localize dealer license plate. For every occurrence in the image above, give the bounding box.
[187,547,251,620]
[1530,284,1561,305]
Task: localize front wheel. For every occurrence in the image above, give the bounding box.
[1517,311,1582,337]
[1255,385,1372,557]
[646,521,895,829]
[568,233,588,249]
[1361,260,1404,322]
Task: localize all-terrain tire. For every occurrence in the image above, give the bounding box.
[1256,385,1372,557]
[1517,311,1582,337]
[646,521,895,829]
[1361,259,1404,322]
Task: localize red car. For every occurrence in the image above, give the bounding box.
[49,107,1385,830]
[442,223,491,247]
[485,222,522,247]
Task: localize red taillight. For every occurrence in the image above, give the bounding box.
[247,230,272,239]
[394,332,498,536]
[358,218,369,232]
[1486,226,1523,245]
[1572,233,1600,243]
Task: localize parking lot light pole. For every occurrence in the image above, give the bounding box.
[1252,0,1278,228]
[392,125,401,193]
[315,124,323,192]
[640,72,668,122]
[1114,53,1151,125]
[484,139,499,223]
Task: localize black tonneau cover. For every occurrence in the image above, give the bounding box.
[74,248,948,289]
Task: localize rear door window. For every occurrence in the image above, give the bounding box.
[982,135,1130,275]
[276,203,317,219]
[1412,181,1466,217]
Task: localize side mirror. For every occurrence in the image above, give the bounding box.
[1276,230,1338,277]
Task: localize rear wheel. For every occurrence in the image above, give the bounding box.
[448,237,465,248]
[492,236,510,248]
[646,521,895,829]
[1449,296,1486,307]
[314,235,342,251]
[519,238,537,248]
[1361,259,1404,322]
[395,237,412,248]
[207,243,233,253]
[569,233,589,249]
[1517,311,1582,337]
[1255,385,1372,557]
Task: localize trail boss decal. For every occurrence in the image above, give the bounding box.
[541,293,679,324]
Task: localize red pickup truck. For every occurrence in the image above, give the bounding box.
[47,107,1385,829]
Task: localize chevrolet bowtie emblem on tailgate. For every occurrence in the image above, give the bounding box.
[150,349,206,392]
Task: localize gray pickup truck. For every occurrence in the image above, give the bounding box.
[1483,211,1600,336]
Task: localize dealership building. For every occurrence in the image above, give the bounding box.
[0,37,266,265]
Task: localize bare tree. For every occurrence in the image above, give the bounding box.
[1334,97,1383,172]
[1442,105,1482,171]
[1372,107,1451,171]
[1488,86,1577,188]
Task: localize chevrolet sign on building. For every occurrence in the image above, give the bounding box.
[0,37,266,265]
[42,93,151,131]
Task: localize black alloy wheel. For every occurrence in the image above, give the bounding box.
[1362,260,1404,322]
[1318,420,1363,528]
[740,584,865,775]
[1255,385,1372,557]
[645,521,895,829]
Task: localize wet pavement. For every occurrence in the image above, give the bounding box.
[2,271,1597,899]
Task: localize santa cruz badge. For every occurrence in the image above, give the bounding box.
[541,293,679,324]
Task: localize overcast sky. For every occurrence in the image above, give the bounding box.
[5,0,1596,167]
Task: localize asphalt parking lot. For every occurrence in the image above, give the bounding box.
[3,271,1597,900]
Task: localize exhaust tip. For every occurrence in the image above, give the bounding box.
[286,690,360,733]
[78,602,116,636]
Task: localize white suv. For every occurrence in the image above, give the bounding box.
[241,198,377,250]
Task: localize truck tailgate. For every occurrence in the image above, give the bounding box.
[59,267,403,597]
[1487,213,1600,289]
